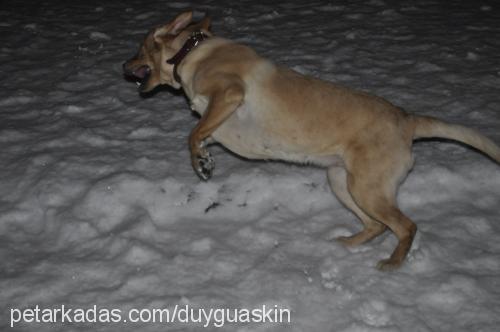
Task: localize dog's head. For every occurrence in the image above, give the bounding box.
[123,11,211,93]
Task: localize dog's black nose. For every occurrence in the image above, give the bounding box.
[122,61,133,76]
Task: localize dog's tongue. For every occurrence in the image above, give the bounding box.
[133,66,149,79]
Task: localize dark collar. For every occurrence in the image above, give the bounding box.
[166,31,209,84]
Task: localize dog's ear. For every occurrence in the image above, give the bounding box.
[154,11,193,42]
[188,15,211,35]
[170,11,194,34]
[200,15,211,31]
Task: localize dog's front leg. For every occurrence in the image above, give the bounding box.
[189,79,244,180]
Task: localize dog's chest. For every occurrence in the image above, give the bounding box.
[189,94,279,159]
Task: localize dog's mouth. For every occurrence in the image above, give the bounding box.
[124,65,151,90]
[133,65,151,80]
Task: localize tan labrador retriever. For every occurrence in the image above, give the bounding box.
[123,11,500,270]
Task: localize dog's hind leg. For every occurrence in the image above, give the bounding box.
[345,146,416,270]
[327,166,387,246]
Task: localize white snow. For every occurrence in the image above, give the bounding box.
[1,0,500,331]
[90,32,111,41]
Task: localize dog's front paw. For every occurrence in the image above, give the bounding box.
[192,152,214,181]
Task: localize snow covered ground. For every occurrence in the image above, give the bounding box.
[1,0,500,331]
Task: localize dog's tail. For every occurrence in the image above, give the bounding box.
[410,115,500,163]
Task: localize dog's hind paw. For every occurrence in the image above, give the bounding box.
[193,152,214,181]
[335,235,357,246]
[376,258,402,271]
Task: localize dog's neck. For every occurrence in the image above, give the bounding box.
[167,31,209,84]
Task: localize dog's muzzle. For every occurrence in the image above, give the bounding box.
[123,61,151,91]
